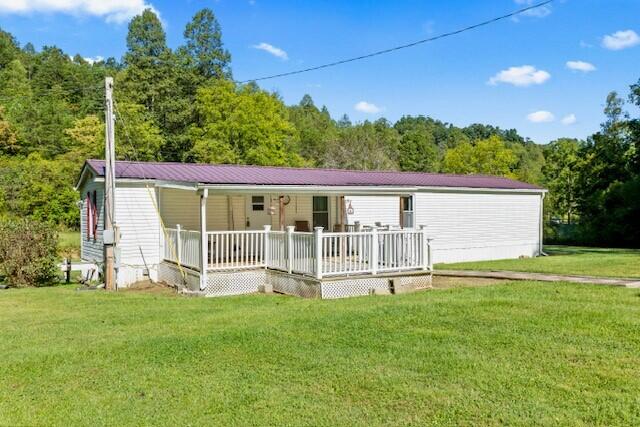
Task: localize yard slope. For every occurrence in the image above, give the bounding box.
[438,245,640,278]
[1,283,639,426]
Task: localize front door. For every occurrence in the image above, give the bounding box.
[245,195,272,230]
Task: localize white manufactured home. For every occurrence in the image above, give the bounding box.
[76,160,546,298]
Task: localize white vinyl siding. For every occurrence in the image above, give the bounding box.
[414,191,541,264]
[345,196,399,227]
[114,183,161,285]
[159,188,228,231]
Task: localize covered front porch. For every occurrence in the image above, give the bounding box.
[156,186,432,298]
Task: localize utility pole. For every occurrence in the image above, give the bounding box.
[104,77,116,291]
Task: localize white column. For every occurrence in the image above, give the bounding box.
[314,227,323,279]
[176,224,182,265]
[420,225,428,271]
[370,226,378,275]
[199,189,208,290]
[286,225,295,274]
[263,225,271,268]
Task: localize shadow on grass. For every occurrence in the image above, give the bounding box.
[545,245,640,256]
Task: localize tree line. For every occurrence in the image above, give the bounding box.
[0,8,637,246]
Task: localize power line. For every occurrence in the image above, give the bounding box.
[238,0,553,83]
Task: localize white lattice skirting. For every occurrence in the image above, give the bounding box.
[204,270,266,297]
[158,262,200,290]
[158,262,432,299]
[268,270,432,299]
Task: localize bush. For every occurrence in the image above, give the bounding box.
[0,218,58,287]
[544,222,584,245]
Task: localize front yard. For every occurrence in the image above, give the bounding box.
[438,245,640,278]
[1,281,639,425]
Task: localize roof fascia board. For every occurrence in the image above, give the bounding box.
[154,180,199,191]
[197,184,546,195]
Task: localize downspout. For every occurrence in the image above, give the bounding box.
[539,192,548,256]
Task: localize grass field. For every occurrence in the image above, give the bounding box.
[58,230,81,260]
[438,245,640,278]
[1,282,639,426]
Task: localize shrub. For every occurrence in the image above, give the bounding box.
[0,218,58,287]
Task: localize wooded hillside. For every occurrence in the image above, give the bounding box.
[0,8,637,246]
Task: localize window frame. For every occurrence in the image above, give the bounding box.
[312,196,329,230]
[400,195,414,229]
[251,195,265,211]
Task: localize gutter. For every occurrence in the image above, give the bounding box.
[539,192,547,256]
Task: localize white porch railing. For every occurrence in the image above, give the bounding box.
[163,225,433,278]
[207,230,266,270]
[322,231,374,275]
[164,226,201,269]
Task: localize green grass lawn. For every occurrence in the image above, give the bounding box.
[1,283,639,426]
[58,230,80,260]
[437,245,640,278]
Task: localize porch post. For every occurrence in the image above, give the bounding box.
[286,225,294,274]
[370,226,378,275]
[420,225,429,271]
[279,196,286,231]
[263,225,271,268]
[199,189,208,290]
[314,227,323,279]
[176,224,182,265]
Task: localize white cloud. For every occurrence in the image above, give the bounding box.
[566,60,596,72]
[527,110,555,123]
[488,65,550,87]
[602,30,640,51]
[354,101,382,114]
[0,0,159,24]
[579,40,593,48]
[84,55,104,64]
[561,113,577,125]
[252,42,288,60]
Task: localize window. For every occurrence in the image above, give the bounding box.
[401,196,414,229]
[251,196,265,211]
[312,196,329,230]
[86,191,98,241]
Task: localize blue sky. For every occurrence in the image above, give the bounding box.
[0,0,639,144]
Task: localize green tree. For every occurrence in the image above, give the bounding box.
[188,80,304,166]
[0,155,79,227]
[180,8,231,80]
[397,129,440,172]
[324,121,398,170]
[115,102,164,161]
[62,115,104,165]
[0,106,18,155]
[543,138,582,223]
[0,29,20,68]
[288,94,338,163]
[443,135,517,177]
[120,9,193,161]
[121,9,171,112]
[574,88,640,245]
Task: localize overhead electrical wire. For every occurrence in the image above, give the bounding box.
[238,0,553,83]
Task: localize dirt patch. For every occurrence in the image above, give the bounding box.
[121,280,177,296]
[432,275,508,289]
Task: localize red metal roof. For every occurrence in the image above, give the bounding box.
[85,159,543,190]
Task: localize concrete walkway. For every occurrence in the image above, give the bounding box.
[435,269,640,288]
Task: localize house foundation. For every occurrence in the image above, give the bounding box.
[159,261,432,299]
